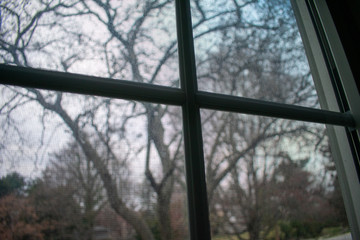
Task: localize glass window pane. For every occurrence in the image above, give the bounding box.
[0,85,188,240]
[191,0,319,108]
[0,1,178,86]
[201,109,350,239]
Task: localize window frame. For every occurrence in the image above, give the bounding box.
[291,0,360,238]
[0,0,359,239]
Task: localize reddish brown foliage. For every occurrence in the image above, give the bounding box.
[0,194,45,240]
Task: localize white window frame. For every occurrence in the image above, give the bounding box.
[292,0,360,238]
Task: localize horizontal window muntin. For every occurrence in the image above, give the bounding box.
[0,64,355,129]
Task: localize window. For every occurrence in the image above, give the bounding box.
[0,0,359,239]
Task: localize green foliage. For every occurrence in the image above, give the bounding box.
[279,220,324,239]
[0,172,25,198]
[135,216,161,240]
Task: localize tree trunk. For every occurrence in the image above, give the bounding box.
[248,217,261,240]
[158,192,172,240]
[147,105,175,240]
[78,133,155,240]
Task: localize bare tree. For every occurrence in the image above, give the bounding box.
[44,141,106,240]
[1,1,183,239]
[0,0,337,240]
[193,1,336,239]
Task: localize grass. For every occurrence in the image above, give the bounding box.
[213,232,249,240]
[212,226,350,240]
